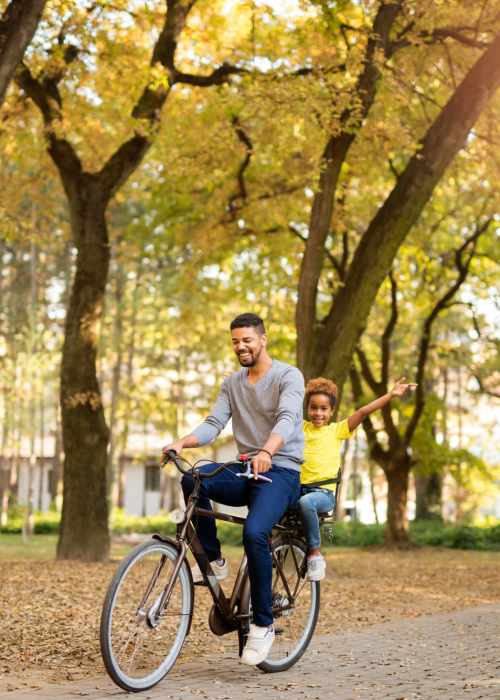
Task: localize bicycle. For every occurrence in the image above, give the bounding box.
[99,450,325,692]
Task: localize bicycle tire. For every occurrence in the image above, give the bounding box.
[238,536,320,672]
[100,538,193,692]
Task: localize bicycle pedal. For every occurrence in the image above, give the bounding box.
[193,580,207,586]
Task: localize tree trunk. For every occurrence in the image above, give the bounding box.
[296,2,403,376]
[56,194,111,561]
[415,471,442,520]
[384,463,410,546]
[0,0,47,106]
[0,394,10,527]
[368,461,380,525]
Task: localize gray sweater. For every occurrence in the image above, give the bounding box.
[192,360,305,471]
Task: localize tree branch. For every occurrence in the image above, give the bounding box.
[16,61,83,199]
[337,231,349,281]
[0,0,47,106]
[288,224,340,273]
[405,217,493,444]
[172,62,247,86]
[473,372,500,399]
[381,271,398,388]
[225,115,253,222]
[355,337,401,450]
[392,25,493,52]
[355,345,382,395]
[349,364,388,465]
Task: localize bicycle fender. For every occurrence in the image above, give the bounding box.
[152,532,181,548]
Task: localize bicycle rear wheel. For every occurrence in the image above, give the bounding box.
[239,536,320,672]
[100,538,193,692]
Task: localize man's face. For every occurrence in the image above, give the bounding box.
[231,326,266,367]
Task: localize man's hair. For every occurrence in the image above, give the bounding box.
[230,313,266,335]
[305,377,338,407]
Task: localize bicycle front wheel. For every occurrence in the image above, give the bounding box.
[239,536,320,672]
[100,538,193,692]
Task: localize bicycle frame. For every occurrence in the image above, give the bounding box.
[151,475,250,634]
[151,452,320,635]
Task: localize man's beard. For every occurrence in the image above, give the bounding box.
[238,347,261,367]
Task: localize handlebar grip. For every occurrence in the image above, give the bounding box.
[162,449,192,475]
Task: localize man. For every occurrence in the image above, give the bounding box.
[163,312,304,665]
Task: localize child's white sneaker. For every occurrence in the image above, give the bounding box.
[307,555,326,581]
[240,624,275,665]
[191,558,229,584]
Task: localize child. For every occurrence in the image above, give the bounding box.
[299,376,417,581]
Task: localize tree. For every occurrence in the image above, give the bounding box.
[16,0,246,560]
[0,0,47,106]
[294,3,500,393]
[349,212,494,544]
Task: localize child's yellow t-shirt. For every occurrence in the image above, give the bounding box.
[300,419,353,491]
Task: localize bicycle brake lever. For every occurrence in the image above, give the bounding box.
[237,459,272,483]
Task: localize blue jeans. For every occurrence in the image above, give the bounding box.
[181,463,300,627]
[298,487,335,550]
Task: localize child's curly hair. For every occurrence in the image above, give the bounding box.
[305,377,338,408]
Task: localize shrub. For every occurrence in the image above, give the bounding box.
[0,510,60,534]
[322,521,385,547]
[1,509,498,550]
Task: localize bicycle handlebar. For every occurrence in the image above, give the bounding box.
[161,449,229,479]
[161,450,272,482]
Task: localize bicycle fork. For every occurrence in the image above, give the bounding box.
[145,539,190,628]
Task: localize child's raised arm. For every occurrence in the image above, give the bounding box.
[347,377,417,432]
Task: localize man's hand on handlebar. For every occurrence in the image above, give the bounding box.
[251,450,272,477]
[162,440,185,460]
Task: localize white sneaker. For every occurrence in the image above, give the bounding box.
[240,624,275,665]
[191,558,229,584]
[307,555,326,581]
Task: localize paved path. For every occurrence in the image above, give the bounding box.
[3,605,500,700]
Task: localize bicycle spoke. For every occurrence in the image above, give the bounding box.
[272,549,294,600]
[253,538,319,671]
[121,627,146,673]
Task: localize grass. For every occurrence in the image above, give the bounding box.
[0,533,245,562]
[0,533,59,560]
[0,534,148,561]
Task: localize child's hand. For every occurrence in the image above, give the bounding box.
[390,376,417,397]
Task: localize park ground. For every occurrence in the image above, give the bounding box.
[0,536,499,695]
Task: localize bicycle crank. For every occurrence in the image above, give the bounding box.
[208,605,238,635]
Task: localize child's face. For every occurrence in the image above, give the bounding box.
[307,393,333,427]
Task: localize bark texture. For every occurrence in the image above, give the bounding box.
[415,472,443,520]
[385,463,410,546]
[57,189,111,560]
[0,0,46,106]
